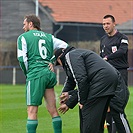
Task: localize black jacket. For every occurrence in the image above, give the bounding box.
[65,89,78,109]
[100,32,128,69]
[61,48,129,112]
[110,71,129,113]
[61,48,118,105]
[66,71,129,113]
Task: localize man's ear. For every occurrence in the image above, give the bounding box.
[29,21,33,28]
[55,58,60,66]
[113,22,116,27]
[57,58,63,66]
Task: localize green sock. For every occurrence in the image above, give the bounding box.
[26,119,38,133]
[52,116,62,133]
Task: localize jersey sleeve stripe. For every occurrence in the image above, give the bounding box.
[17,36,28,74]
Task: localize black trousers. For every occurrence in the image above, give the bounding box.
[118,69,128,86]
[80,96,111,133]
[106,69,129,133]
[110,107,132,133]
[106,112,116,133]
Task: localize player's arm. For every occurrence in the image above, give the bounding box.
[49,36,68,65]
[65,89,78,109]
[59,76,77,111]
[105,37,128,60]
[66,53,89,105]
[52,35,68,50]
[17,36,28,75]
[58,89,78,114]
[62,76,76,93]
[60,89,78,107]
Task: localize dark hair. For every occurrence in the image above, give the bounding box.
[24,14,41,30]
[103,14,115,22]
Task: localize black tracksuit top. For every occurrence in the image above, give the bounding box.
[62,49,118,105]
[100,32,128,69]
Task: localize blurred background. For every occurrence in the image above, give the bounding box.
[0,0,133,85]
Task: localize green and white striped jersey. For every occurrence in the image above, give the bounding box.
[17,30,68,80]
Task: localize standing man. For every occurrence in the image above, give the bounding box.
[55,46,119,133]
[100,14,130,133]
[17,14,68,133]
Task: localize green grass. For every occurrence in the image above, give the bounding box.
[0,84,132,133]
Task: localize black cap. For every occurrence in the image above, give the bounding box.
[54,46,75,66]
[54,48,64,65]
[54,48,64,59]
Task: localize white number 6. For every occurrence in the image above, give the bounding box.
[39,40,47,59]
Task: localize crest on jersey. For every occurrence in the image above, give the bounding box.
[112,46,117,53]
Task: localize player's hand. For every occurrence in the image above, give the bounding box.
[107,106,110,112]
[58,104,69,114]
[48,63,54,72]
[78,103,83,109]
[103,56,108,61]
[60,92,69,104]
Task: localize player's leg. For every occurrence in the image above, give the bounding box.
[26,106,38,133]
[106,111,113,133]
[106,110,116,133]
[26,78,44,133]
[26,79,41,133]
[118,69,128,86]
[44,88,62,133]
[79,107,83,133]
[110,108,131,133]
[99,97,112,133]
[112,117,117,133]
[81,96,110,133]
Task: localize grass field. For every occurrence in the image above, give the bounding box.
[0,84,133,133]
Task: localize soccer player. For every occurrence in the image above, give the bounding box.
[54,46,119,133]
[100,14,130,133]
[17,14,68,133]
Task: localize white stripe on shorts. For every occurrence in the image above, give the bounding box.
[27,81,31,105]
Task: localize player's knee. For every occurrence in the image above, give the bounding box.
[27,111,37,119]
[27,107,38,119]
[47,107,58,117]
